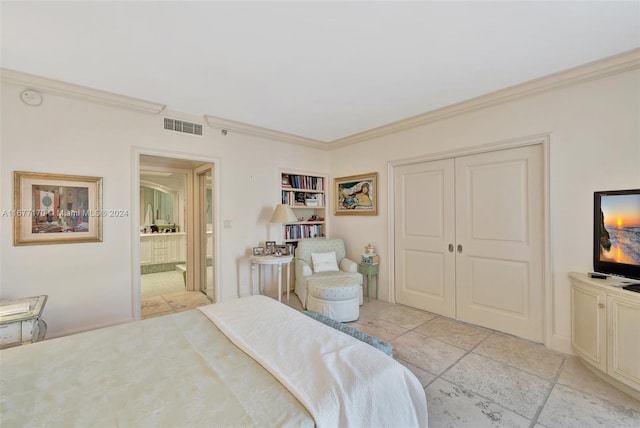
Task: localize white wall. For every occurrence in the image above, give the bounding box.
[329,68,640,352]
[2,66,638,352]
[0,82,329,337]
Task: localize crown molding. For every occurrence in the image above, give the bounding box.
[328,48,640,149]
[204,115,327,149]
[3,48,638,148]
[1,68,166,114]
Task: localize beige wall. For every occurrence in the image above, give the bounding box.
[0,82,329,337]
[2,66,639,353]
[329,69,640,352]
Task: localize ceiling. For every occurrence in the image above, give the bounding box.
[2,1,639,143]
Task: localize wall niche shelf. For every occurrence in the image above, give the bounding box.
[280,170,327,244]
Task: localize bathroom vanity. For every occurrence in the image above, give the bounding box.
[140,232,187,266]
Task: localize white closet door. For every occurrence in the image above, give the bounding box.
[455,145,544,342]
[394,159,456,317]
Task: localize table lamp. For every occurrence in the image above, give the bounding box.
[270,204,298,244]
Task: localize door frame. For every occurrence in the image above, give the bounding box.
[387,134,554,348]
[193,163,215,300]
[131,147,221,320]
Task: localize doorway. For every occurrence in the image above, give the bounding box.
[393,143,544,342]
[136,154,218,319]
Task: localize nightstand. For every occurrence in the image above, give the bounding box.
[0,295,48,348]
[358,263,379,302]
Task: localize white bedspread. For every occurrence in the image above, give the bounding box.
[0,309,314,427]
[199,295,428,428]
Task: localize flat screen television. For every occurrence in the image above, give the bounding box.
[593,189,640,280]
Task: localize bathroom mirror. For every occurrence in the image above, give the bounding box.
[140,172,186,231]
[141,187,174,225]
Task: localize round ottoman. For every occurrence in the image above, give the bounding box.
[306,277,361,322]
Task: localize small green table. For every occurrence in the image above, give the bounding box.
[358,263,379,302]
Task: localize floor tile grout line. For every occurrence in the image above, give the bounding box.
[528,356,567,428]
[395,322,495,391]
[389,315,566,423]
[399,312,568,386]
[408,330,539,424]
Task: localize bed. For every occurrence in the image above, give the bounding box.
[1,295,428,427]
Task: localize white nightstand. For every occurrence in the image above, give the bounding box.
[250,255,293,302]
[0,295,48,348]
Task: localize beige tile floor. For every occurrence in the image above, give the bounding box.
[284,295,640,428]
[141,291,211,319]
[140,271,211,319]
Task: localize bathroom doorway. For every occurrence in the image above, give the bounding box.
[137,154,218,319]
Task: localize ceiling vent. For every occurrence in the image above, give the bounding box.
[163,117,203,136]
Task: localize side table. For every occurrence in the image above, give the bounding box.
[0,295,48,348]
[250,255,293,303]
[358,263,379,302]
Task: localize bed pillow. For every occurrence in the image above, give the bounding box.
[311,252,340,272]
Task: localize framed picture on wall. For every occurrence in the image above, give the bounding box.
[334,172,378,216]
[13,171,103,245]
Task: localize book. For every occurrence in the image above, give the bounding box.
[361,254,380,265]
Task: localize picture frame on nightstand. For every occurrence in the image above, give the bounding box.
[265,241,276,255]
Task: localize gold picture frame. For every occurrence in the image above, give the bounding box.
[13,171,103,246]
[334,172,378,216]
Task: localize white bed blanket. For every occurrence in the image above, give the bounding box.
[199,295,428,428]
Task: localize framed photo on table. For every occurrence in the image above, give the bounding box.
[253,247,265,256]
[274,244,288,256]
[334,172,377,216]
[265,241,276,255]
[13,171,103,246]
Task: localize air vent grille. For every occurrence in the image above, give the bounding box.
[164,117,203,136]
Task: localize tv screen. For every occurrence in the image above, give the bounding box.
[593,189,640,280]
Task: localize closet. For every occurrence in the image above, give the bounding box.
[394,144,544,342]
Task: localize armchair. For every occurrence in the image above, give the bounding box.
[294,238,363,320]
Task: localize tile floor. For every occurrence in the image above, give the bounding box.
[141,291,211,319]
[285,295,640,428]
[141,271,211,319]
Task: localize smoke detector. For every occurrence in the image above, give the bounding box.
[20,89,42,106]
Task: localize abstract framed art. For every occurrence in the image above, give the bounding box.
[13,171,103,245]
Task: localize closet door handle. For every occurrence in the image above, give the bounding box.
[457,244,463,253]
[448,244,454,252]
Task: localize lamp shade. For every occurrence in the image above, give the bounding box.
[270,204,298,223]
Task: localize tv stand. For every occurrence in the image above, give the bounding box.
[609,278,640,287]
[569,272,640,400]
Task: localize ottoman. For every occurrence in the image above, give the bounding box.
[306,277,361,322]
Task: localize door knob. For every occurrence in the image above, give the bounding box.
[448,244,454,252]
[457,244,463,253]
[598,303,605,309]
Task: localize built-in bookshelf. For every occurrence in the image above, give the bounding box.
[280,170,327,245]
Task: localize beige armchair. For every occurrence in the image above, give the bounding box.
[294,238,363,320]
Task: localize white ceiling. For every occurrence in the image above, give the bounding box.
[2,1,639,142]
